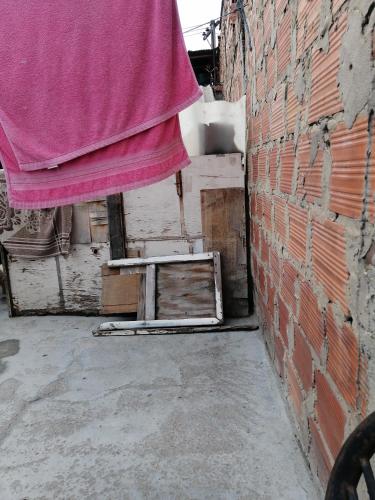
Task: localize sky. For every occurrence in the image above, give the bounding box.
[177,0,223,51]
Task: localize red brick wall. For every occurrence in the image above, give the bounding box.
[220,0,375,489]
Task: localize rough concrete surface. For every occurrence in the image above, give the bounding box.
[0,300,319,500]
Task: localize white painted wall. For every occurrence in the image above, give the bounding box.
[180,92,246,157]
[123,154,244,259]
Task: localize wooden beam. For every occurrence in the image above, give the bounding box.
[137,274,146,320]
[108,252,214,268]
[107,194,127,260]
[213,251,223,322]
[144,264,156,321]
[0,244,15,317]
[93,316,259,336]
[97,317,222,331]
[201,187,248,317]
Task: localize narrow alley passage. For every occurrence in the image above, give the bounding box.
[0,300,319,499]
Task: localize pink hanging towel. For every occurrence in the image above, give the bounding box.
[2,115,190,209]
[0,0,201,208]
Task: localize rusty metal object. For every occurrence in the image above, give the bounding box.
[326,412,375,500]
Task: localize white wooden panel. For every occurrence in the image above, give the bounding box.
[109,252,214,268]
[59,244,110,313]
[8,256,61,313]
[123,176,182,240]
[98,318,222,331]
[126,239,191,259]
[143,239,191,257]
[182,154,244,237]
[8,243,110,314]
[144,239,191,257]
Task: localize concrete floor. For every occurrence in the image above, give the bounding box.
[0,299,320,500]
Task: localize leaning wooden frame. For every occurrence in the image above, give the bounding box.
[96,252,223,333]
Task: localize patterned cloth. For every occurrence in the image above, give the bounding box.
[0,174,13,235]
[0,172,72,258]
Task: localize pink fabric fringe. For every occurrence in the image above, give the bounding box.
[2,116,191,209]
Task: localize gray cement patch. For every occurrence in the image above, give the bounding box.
[0,339,19,359]
[338,8,374,127]
[0,339,19,375]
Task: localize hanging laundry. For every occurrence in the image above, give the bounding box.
[2,115,190,209]
[0,173,72,258]
[0,0,201,208]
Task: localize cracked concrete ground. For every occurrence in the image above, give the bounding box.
[0,299,320,500]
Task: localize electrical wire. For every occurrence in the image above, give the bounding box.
[182,3,249,35]
[184,32,208,38]
[183,20,218,34]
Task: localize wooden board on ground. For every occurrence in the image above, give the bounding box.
[93,315,259,337]
[201,188,248,318]
[101,264,140,314]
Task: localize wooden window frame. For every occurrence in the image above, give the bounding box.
[97,251,223,332]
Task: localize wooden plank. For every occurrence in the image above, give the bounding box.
[213,251,224,322]
[144,264,156,321]
[108,252,214,268]
[101,264,139,315]
[156,261,216,319]
[6,243,110,315]
[89,200,109,243]
[71,204,91,244]
[107,194,127,260]
[8,253,62,314]
[0,244,14,316]
[142,239,191,258]
[137,274,146,321]
[201,188,248,318]
[59,243,111,314]
[175,171,183,197]
[119,266,146,276]
[182,154,244,237]
[93,315,259,336]
[126,248,142,259]
[97,317,222,331]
